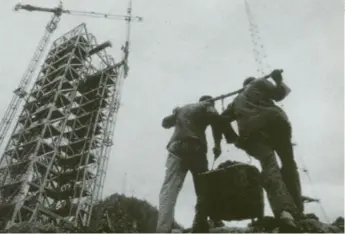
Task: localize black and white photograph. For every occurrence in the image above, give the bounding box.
[0,0,343,233]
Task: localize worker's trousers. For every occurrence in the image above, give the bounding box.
[156,141,208,233]
[244,133,303,218]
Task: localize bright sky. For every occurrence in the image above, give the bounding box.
[0,0,343,228]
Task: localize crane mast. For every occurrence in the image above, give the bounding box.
[0,10,61,154]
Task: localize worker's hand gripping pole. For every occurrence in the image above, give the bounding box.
[210,69,284,103]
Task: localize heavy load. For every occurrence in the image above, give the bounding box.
[199,161,264,221]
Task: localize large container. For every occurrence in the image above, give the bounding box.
[199,162,264,221]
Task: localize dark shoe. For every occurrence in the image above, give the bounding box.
[182,227,192,233]
[191,225,208,233]
[280,217,300,233]
[213,220,225,228]
[279,211,300,233]
[208,219,225,229]
[295,212,307,221]
[191,217,209,233]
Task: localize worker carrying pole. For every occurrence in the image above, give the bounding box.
[220,69,303,232]
[156,95,223,233]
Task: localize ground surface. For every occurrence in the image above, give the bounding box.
[1,194,343,233]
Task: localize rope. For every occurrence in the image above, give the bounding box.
[298,157,330,222]
[221,98,225,112]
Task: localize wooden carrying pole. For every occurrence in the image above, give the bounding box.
[210,69,283,102]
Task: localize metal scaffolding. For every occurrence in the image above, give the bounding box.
[0,23,122,229]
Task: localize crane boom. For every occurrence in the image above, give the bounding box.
[15,3,143,21]
[14,4,61,14]
[0,13,60,150]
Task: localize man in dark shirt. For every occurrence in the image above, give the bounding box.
[221,70,303,231]
[156,95,222,233]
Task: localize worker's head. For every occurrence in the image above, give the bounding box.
[199,95,214,105]
[243,77,256,87]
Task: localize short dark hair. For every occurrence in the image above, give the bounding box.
[243,77,256,87]
[199,95,213,102]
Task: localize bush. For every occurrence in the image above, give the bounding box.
[0,193,182,233]
[88,193,183,232]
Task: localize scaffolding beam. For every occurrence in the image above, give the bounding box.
[0,23,122,230]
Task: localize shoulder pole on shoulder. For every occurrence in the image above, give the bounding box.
[210,69,283,102]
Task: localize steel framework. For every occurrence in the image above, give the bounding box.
[0,23,123,229]
[0,0,142,165]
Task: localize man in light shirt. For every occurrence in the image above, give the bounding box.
[156,95,223,233]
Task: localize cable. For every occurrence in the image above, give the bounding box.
[244,0,271,76]
[221,98,225,112]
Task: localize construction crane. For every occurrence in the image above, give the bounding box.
[0,0,142,156]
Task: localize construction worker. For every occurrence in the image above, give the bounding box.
[156,95,222,233]
[221,69,303,232]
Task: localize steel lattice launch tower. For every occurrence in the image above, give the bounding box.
[0,23,123,229]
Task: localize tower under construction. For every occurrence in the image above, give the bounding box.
[0,23,123,229]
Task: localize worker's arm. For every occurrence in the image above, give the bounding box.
[161,107,179,129]
[264,70,290,102]
[221,102,236,121]
[205,104,222,148]
[220,103,239,143]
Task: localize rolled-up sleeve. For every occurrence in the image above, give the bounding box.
[162,114,176,129]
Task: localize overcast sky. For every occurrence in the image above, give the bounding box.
[0,0,343,228]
